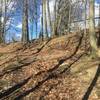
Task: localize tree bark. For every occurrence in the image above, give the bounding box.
[52,0,58,37]
[47,0,53,35]
[89,0,98,56]
[22,0,29,42]
[43,0,48,39]
[0,0,3,43]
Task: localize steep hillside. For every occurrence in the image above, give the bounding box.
[0,32,100,100]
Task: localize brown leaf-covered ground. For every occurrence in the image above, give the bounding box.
[0,32,100,100]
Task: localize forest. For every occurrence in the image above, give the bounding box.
[0,0,100,100]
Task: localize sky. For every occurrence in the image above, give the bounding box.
[96,0,100,3]
[5,0,100,42]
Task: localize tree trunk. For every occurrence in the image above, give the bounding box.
[34,0,38,39]
[52,0,58,37]
[43,0,48,39]
[89,0,98,56]
[0,0,7,43]
[99,4,100,26]
[68,2,71,33]
[97,4,100,47]
[0,0,3,43]
[47,0,53,35]
[39,0,44,40]
[22,0,29,42]
[3,0,7,43]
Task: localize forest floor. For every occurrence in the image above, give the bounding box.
[0,32,100,100]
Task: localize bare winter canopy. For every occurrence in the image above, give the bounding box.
[0,0,100,56]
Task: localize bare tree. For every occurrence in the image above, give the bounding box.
[0,0,3,42]
[43,0,48,39]
[52,0,57,37]
[47,0,53,36]
[22,0,29,42]
[89,0,98,57]
[0,0,17,43]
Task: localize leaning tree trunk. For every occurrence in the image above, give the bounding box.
[89,0,98,56]
[22,0,29,42]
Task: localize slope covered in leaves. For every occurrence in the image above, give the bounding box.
[0,32,100,100]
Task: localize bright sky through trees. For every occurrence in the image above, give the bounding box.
[4,0,100,42]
